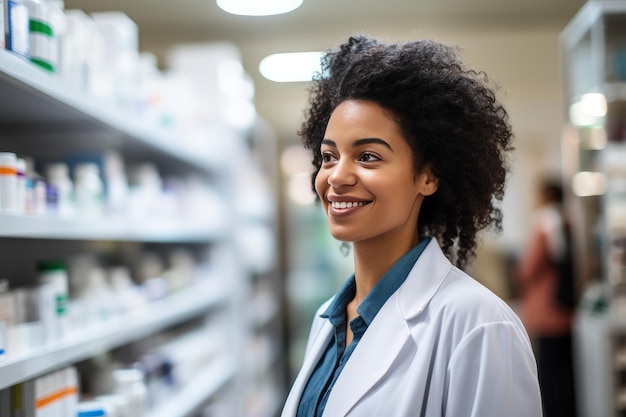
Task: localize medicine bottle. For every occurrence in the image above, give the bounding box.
[0,279,14,328]
[7,0,30,59]
[0,152,18,212]
[0,279,13,359]
[46,163,74,217]
[24,0,58,72]
[74,162,104,218]
[37,260,69,337]
[112,368,147,417]
[15,158,26,214]
[94,394,130,417]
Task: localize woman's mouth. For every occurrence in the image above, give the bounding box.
[330,201,369,209]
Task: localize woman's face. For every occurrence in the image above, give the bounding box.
[315,99,437,247]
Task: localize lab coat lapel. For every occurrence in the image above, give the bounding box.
[281,319,334,417]
[322,291,411,416]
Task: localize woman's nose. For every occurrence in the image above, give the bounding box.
[327,159,357,187]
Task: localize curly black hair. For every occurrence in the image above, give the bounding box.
[299,35,514,269]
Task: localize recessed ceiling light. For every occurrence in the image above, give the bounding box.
[217,0,303,16]
[259,52,322,82]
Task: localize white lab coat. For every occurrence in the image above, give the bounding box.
[281,239,542,417]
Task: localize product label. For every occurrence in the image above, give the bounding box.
[56,294,67,316]
[7,0,29,58]
[29,19,55,71]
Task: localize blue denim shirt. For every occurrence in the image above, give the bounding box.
[296,237,431,417]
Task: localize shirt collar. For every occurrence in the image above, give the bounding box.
[320,237,431,326]
[320,275,355,326]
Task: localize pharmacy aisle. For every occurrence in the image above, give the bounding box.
[0,6,284,417]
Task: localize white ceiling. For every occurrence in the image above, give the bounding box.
[64,0,588,142]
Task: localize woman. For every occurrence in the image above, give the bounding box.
[516,179,577,417]
[281,35,542,417]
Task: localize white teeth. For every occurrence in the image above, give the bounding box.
[331,201,366,208]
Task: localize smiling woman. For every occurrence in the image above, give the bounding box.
[281,34,543,417]
[315,100,437,248]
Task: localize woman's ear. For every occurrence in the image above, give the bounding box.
[418,165,439,196]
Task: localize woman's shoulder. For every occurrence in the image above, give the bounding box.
[435,266,525,329]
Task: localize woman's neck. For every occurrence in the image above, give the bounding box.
[351,233,419,306]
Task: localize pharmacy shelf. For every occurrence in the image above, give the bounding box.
[146,358,238,417]
[0,279,229,390]
[0,214,227,242]
[560,1,626,50]
[603,83,626,101]
[247,299,279,330]
[0,49,214,175]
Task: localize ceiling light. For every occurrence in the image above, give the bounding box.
[217,0,303,16]
[259,51,322,82]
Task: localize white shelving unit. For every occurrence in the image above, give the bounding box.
[561,2,626,416]
[0,42,265,416]
[0,50,213,174]
[0,214,226,242]
[145,359,238,417]
[0,280,228,390]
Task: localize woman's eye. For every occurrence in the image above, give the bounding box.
[359,153,380,163]
[321,152,336,163]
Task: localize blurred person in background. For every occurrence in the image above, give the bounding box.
[280,34,542,417]
[516,178,577,417]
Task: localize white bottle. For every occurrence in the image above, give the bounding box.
[0,321,6,361]
[0,152,18,213]
[112,368,147,417]
[59,9,91,91]
[0,279,11,361]
[37,260,69,338]
[94,395,130,417]
[103,151,129,216]
[81,266,112,323]
[0,0,6,50]
[74,162,104,218]
[65,367,79,417]
[15,158,27,214]
[24,0,58,72]
[46,163,74,217]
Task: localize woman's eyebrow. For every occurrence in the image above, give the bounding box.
[353,137,393,151]
[321,137,393,151]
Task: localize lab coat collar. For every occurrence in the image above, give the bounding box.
[397,237,452,320]
[322,238,452,416]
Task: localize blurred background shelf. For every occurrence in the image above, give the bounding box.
[0,50,217,177]
[0,279,228,390]
[145,358,238,417]
[0,214,226,242]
